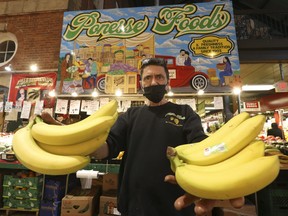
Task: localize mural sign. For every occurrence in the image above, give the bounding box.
[59,1,240,94]
[8,72,57,107]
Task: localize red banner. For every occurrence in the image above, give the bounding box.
[8,72,57,107]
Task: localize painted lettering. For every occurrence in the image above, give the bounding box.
[63,11,149,41]
[152,4,231,37]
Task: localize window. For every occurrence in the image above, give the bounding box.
[0,32,18,67]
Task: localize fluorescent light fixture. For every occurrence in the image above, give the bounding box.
[242,85,274,91]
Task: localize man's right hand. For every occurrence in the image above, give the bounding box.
[41,112,63,125]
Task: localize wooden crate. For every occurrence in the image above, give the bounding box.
[105,73,137,94]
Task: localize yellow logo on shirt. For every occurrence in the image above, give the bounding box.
[165,112,185,126]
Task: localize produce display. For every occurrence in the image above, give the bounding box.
[167,112,280,199]
[258,132,288,163]
[12,100,118,175]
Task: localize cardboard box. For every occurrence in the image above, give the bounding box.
[102,173,118,195]
[99,195,121,216]
[61,186,101,216]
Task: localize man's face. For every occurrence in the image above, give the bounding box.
[141,65,168,88]
[181,51,185,56]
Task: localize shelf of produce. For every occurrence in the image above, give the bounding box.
[0,159,120,173]
[0,160,27,170]
[86,160,120,173]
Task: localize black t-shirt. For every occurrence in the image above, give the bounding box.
[106,102,207,216]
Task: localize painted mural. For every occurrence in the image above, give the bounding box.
[59,1,241,95]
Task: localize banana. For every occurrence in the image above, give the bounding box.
[31,113,117,145]
[73,99,118,124]
[176,114,265,165]
[174,155,280,199]
[12,120,90,175]
[175,112,250,153]
[167,140,265,173]
[37,131,109,156]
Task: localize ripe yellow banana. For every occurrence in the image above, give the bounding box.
[177,114,265,165]
[174,155,280,199]
[31,113,117,145]
[167,140,265,173]
[12,121,90,175]
[175,112,250,153]
[76,99,118,124]
[37,131,109,156]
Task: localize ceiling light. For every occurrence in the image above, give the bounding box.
[30,64,38,72]
[197,89,204,95]
[4,64,12,72]
[92,88,99,97]
[115,89,122,97]
[167,90,174,96]
[241,85,274,91]
[48,89,56,97]
[71,91,78,97]
[233,87,242,95]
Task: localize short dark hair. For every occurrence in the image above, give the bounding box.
[140,58,169,79]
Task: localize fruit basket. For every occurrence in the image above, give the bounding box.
[216,63,226,70]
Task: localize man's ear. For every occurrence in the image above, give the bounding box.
[139,80,144,90]
[166,81,171,92]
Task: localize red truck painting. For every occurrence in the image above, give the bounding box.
[94,55,209,93]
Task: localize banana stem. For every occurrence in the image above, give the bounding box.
[27,119,35,128]
[167,146,184,172]
[34,116,44,124]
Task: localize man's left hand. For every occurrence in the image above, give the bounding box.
[164,175,245,216]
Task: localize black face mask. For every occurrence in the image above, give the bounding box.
[143,85,167,103]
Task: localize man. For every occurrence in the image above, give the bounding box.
[176,49,186,66]
[86,58,98,88]
[42,58,244,216]
[267,122,284,139]
[90,58,244,216]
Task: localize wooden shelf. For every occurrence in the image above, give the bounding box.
[0,208,38,216]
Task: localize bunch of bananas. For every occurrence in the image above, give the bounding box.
[167,112,280,200]
[12,100,118,176]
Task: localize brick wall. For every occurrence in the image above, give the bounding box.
[0,11,63,72]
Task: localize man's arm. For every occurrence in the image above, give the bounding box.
[90,142,109,159]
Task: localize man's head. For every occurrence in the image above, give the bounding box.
[180,49,186,56]
[140,58,169,82]
[139,58,170,104]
